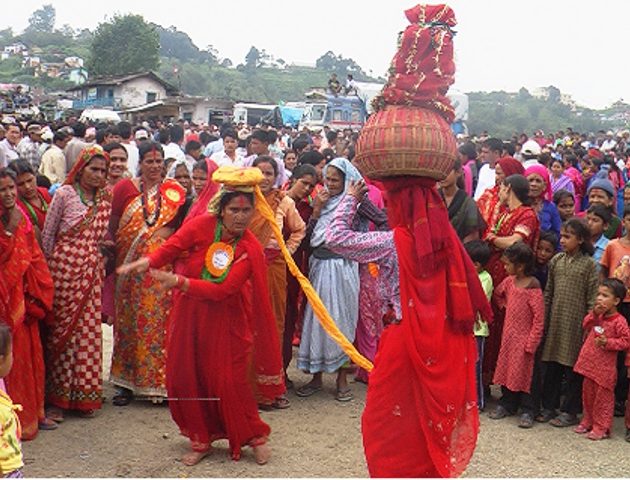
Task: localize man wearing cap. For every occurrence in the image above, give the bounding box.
[0,123,21,169]
[520,139,542,168]
[601,131,617,153]
[17,123,43,170]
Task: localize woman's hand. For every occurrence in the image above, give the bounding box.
[150,269,188,292]
[149,269,178,290]
[347,180,369,201]
[117,257,150,275]
[312,189,330,218]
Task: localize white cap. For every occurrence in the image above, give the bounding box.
[521,139,541,156]
[135,129,149,140]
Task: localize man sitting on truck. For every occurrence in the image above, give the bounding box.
[328,73,342,96]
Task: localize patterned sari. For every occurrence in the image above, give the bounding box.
[110,178,184,397]
[0,209,53,440]
[45,187,111,411]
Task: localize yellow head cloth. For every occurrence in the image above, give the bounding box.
[208,166,264,214]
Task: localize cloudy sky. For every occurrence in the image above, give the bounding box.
[2,0,628,108]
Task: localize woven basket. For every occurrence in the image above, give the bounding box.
[355,105,457,180]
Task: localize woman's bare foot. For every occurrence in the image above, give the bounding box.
[181,449,211,466]
[253,443,271,465]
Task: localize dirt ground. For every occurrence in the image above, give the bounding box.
[24,326,630,477]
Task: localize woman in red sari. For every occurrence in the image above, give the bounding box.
[7,159,52,241]
[118,166,284,466]
[42,146,111,420]
[0,168,54,440]
[476,157,524,237]
[482,174,540,387]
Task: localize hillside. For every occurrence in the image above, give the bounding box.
[0,6,628,135]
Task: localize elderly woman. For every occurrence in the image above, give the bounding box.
[296,158,378,402]
[117,166,284,466]
[525,164,562,236]
[109,141,186,406]
[42,146,112,421]
[250,155,305,408]
[476,156,524,237]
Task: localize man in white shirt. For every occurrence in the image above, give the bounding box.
[162,125,186,164]
[39,130,71,184]
[474,138,502,200]
[210,130,244,167]
[600,131,617,152]
[0,123,21,168]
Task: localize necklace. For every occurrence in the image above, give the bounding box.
[139,180,161,227]
[201,221,242,283]
[22,192,48,226]
[76,183,96,207]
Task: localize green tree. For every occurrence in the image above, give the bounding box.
[27,4,56,33]
[245,46,261,69]
[89,15,159,76]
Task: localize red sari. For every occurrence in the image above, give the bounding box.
[362,178,491,478]
[0,209,53,440]
[147,214,284,460]
[18,187,51,233]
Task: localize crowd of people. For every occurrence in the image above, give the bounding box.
[1,113,630,475]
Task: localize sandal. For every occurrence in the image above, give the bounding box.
[46,407,64,423]
[518,413,534,429]
[271,395,291,409]
[285,377,294,390]
[39,417,58,430]
[535,409,555,423]
[112,388,133,407]
[488,405,511,420]
[335,388,354,402]
[295,383,323,398]
[258,403,273,411]
[78,409,96,418]
[625,428,630,442]
[549,412,579,427]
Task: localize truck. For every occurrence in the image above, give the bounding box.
[299,81,384,132]
[299,83,469,134]
[232,102,277,126]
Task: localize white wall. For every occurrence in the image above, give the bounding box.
[116,77,167,109]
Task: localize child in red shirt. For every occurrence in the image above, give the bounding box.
[573,278,630,440]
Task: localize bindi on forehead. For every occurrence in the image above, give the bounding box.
[237,196,248,208]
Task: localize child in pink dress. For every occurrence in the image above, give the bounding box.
[489,242,544,428]
[574,278,630,440]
